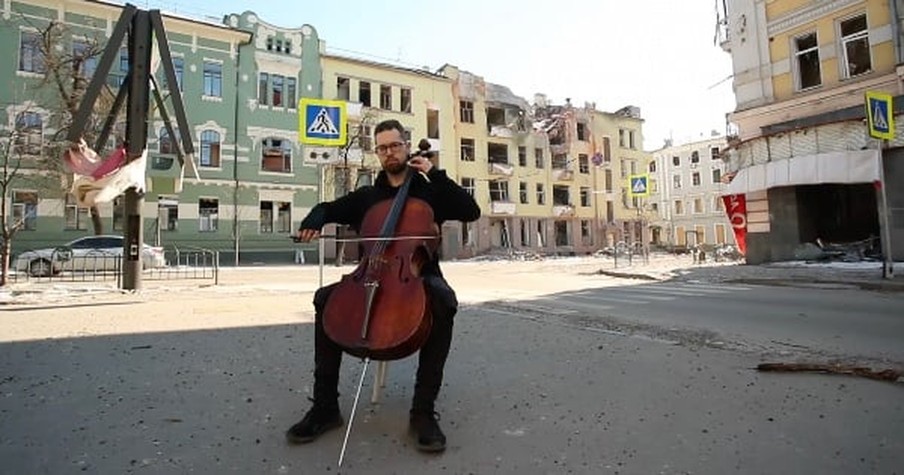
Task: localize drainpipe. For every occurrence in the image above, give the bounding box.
[233,36,250,266]
[892,0,903,65]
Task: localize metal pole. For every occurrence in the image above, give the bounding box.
[318,163,325,288]
[878,142,895,279]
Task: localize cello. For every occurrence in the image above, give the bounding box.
[321,139,440,465]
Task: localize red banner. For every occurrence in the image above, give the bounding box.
[722,194,747,255]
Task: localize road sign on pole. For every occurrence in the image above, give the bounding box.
[628,174,650,197]
[298,98,347,146]
[866,91,894,140]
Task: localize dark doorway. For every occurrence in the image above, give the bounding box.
[796,183,878,243]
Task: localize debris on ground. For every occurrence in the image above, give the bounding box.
[466,248,546,262]
[756,362,903,382]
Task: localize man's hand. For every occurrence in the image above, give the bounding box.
[295,228,320,242]
[407,156,434,174]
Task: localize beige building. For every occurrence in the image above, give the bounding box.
[719,0,904,263]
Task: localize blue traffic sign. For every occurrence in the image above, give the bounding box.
[866,91,894,140]
[628,174,650,197]
[298,98,347,146]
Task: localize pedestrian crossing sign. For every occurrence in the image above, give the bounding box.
[628,174,650,197]
[865,91,894,140]
[299,98,347,146]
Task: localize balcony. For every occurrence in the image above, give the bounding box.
[490,201,516,215]
[488,162,514,176]
[489,125,514,138]
[552,204,575,217]
[551,168,573,181]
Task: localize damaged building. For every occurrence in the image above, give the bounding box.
[719,0,904,264]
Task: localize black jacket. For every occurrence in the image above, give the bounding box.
[300,168,481,274]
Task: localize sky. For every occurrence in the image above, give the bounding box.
[141,0,735,151]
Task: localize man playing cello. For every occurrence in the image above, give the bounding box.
[287,119,481,453]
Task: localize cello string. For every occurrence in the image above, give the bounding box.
[338,357,370,468]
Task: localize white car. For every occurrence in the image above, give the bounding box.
[15,235,166,277]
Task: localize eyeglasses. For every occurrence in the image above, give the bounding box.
[374,141,406,155]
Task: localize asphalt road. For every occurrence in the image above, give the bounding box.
[481,281,904,366]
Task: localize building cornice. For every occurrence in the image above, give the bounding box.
[767,0,861,36]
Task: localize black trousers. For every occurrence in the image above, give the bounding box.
[312,274,458,413]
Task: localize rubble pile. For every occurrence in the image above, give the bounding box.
[466,248,546,262]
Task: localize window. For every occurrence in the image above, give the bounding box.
[359,81,371,106]
[552,185,570,206]
[12,191,37,230]
[400,88,412,113]
[691,151,699,164]
[277,202,291,233]
[518,147,527,167]
[258,73,269,105]
[692,172,701,186]
[272,74,284,107]
[18,31,44,73]
[629,131,636,149]
[840,14,871,78]
[199,198,218,232]
[203,61,222,97]
[672,156,680,166]
[461,177,475,197]
[714,196,725,212]
[460,138,475,161]
[580,220,591,244]
[261,138,292,173]
[158,127,178,154]
[620,159,628,179]
[337,77,350,100]
[618,129,626,147]
[64,195,88,230]
[604,169,612,192]
[536,183,545,205]
[712,169,722,183]
[158,196,179,231]
[552,154,568,170]
[489,180,508,201]
[694,197,704,214]
[578,154,589,173]
[649,161,656,173]
[580,187,590,207]
[461,222,474,246]
[602,137,611,162]
[72,40,98,79]
[353,124,372,151]
[380,84,392,110]
[259,201,290,233]
[108,47,128,87]
[260,201,273,233]
[711,147,720,160]
[200,130,221,167]
[576,123,588,141]
[519,182,529,204]
[161,56,183,91]
[287,78,297,108]
[14,111,43,155]
[673,174,682,189]
[534,148,544,168]
[674,200,684,215]
[795,32,821,90]
[460,100,474,123]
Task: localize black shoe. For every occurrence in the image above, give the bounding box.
[409,411,446,453]
[286,400,343,444]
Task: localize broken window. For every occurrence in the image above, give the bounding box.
[460,100,474,123]
[692,172,701,186]
[489,180,509,201]
[602,137,611,162]
[619,129,626,147]
[380,84,392,110]
[401,88,412,113]
[672,156,680,166]
[200,130,221,167]
[580,187,590,207]
[710,147,720,160]
[518,146,527,167]
[486,106,505,129]
[795,32,821,90]
[536,221,547,247]
[553,185,570,206]
[461,177,475,197]
[359,81,371,107]
[580,220,591,244]
[519,182,528,204]
[461,222,474,245]
[427,109,439,139]
[261,137,292,173]
[199,198,218,232]
[460,138,475,161]
[649,161,657,173]
[578,154,589,173]
[691,151,699,164]
[536,183,545,205]
[337,77,350,100]
[576,123,588,141]
[488,143,508,164]
[552,154,568,170]
[158,195,179,231]
[840,14,870,78]
[14,111,43,156]
[64,195,88,231]
[534,148,544,168]
[12,190,37,230]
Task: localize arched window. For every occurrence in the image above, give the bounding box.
[200,130,221,167]
[14,111,43,155]
[261,137,292,173]
[159,127,178,154]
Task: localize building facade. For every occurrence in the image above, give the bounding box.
[2,0,654,264]
[719,0,904,263]
[649,136,735,249]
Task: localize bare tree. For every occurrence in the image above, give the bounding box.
[333,110,379,265]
